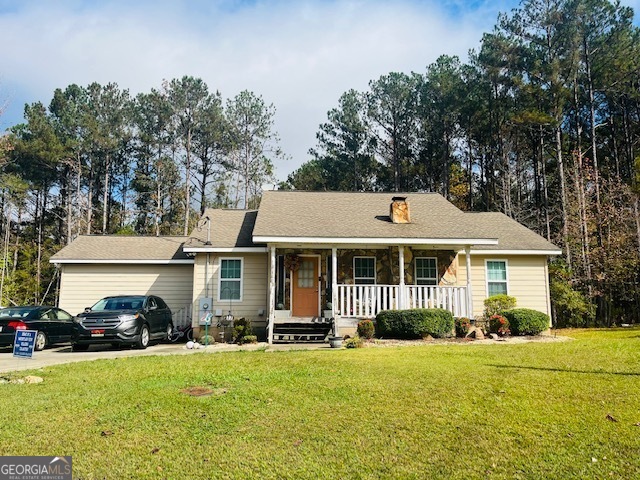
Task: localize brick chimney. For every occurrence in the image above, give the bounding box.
[390,196,410,224]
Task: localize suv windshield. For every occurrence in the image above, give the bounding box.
[91,297,146,311]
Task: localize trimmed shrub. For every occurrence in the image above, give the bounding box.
[199,334,216,345]
[454,317,472,338]
[375,308,454,339]
[239,335,258,344]
[357,320,375,339]
[488,314,510,336]
[345,335,364,348]
[483,294,517,318]
[502,308,550,336]
[233,318,253,344]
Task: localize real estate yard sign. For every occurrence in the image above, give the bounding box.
[13,330,36,358]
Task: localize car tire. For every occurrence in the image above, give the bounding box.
[72,344,89,352]
[137,324,150,349]
[165,322,174,342]
[35,331,47,351]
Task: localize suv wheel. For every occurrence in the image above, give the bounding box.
[137,324,150,349]
[165,322,173,342]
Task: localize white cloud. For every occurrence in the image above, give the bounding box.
[0,0,519,178]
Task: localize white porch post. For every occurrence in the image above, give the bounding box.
[331,247,339,336]
[398,246,405,309]
[268,245,276,344]
[465,245,473,318]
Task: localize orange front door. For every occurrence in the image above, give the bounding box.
[292,258,319,317]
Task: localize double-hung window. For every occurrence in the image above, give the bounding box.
[486,260,508,296]
[219,258,242,301]
[354,257,376,285]
[415,257,438,285]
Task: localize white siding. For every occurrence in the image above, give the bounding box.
[192,253,268,329]
[58,264,194,316]
[457,254,551,319]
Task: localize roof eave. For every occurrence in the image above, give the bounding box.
[50,259,195,265]
[465,249,562,256]
[252,236,498,246]
[182,247,268,253]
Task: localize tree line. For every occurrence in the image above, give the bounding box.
[0,77,283,305]
[2,0,639,326]
[284,0,640,326]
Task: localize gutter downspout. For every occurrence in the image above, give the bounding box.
[205,253,210,298]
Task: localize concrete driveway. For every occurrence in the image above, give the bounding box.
[0,341,328,373]
[0,342,251,373]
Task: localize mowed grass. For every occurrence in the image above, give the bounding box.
[1,329,639,479]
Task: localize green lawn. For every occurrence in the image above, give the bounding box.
[1,329,639,479]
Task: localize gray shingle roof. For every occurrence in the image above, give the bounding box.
[184,209,263,249]
[51,193,561,261]
[51,235,191,262]
[253,191,559,252]
[467,212,560,251]
[253,191,495,242]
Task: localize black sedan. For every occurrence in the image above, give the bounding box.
[0,306,75,351]
[72,295,173,351]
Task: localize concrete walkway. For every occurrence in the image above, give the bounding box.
[0,341,331,373]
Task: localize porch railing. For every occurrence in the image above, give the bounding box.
[336,284,468,319]
[337,284,401,318]
[405,285,468,317]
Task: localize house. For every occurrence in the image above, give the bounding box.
[51,191,561,342]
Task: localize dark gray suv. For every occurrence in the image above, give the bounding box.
[72,295,173,351]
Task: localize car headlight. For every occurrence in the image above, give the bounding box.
[118,313,139,322]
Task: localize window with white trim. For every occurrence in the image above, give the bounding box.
[219,258,242,301]
[486,260,508,296]
[415,257,438,285]
[353,257,376,285]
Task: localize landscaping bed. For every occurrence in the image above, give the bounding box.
[361,334,572,347]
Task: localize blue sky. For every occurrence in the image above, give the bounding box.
[0,0,638,179]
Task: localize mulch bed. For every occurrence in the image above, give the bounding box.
[362,334,571,347]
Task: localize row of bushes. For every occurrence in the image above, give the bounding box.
[483,294,550,336]
[456,309,550,337]
[371,295,550,340]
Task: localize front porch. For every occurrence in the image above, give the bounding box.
[336,284,469,319]
[266,244,474,344]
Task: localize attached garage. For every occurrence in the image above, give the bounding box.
[51,236,194,317]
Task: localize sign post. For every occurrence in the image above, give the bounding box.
[13,330,37,359]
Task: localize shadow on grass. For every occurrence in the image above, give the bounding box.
[489,364,640,376]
